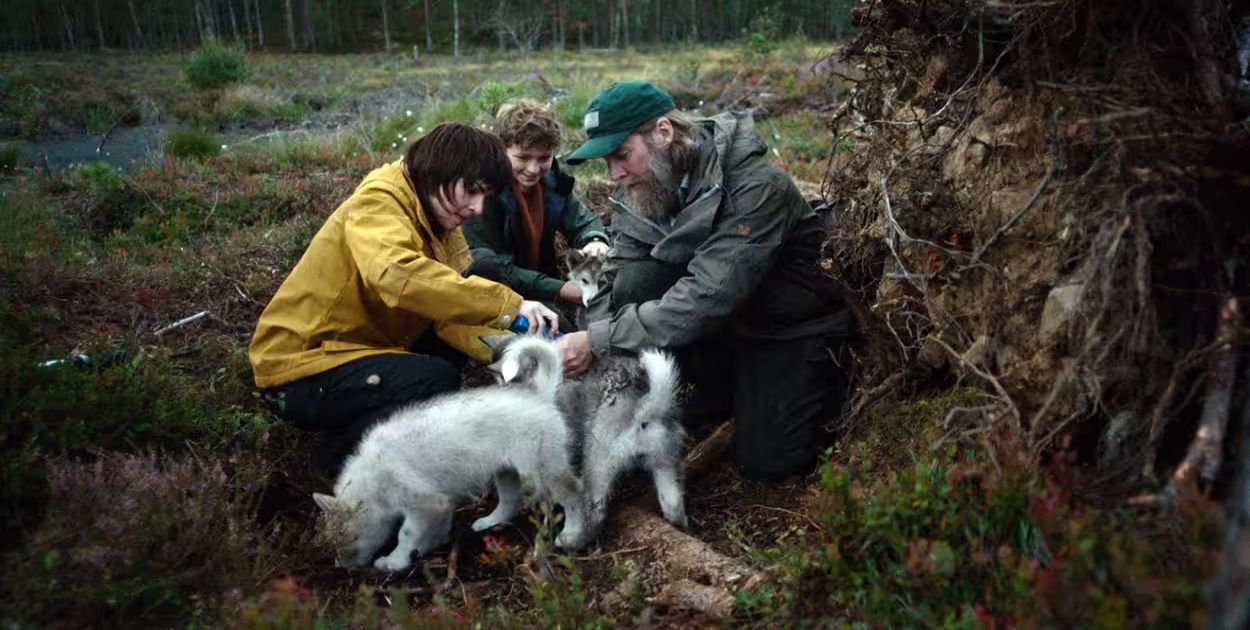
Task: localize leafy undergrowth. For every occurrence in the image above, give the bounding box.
[735,433,1222,627]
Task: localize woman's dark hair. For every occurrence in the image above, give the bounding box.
[403,122,512,212]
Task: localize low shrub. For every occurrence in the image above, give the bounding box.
[164,128,221,160]
[58,161,147,235]
[185,37,249,90]
[0,141,19,172]
[3,453,263,625]
[738,443,1223,626]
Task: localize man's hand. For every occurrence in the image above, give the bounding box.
[517,300,559,336]
[556,331,594,377]
[556,281,584,305]
[579,240,610,257]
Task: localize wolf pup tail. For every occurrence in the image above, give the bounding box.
[636,350,681,427]
[499,336,564,398]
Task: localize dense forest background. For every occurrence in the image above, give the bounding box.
[0,0,858,53]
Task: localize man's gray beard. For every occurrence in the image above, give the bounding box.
[623,149,681,222]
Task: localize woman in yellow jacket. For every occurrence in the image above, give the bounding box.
[249,123,558,474]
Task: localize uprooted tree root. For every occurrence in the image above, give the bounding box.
[819,0,1250,619]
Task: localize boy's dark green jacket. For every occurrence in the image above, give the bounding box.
[462,163,607,301]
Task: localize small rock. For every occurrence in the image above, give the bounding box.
[1039,283,1085,341]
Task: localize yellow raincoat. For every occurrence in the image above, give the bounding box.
[249,160,523,388]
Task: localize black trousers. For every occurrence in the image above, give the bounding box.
[266,333,465,477]
[609,260,849,482]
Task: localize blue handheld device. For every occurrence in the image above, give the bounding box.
[508,315,563,339]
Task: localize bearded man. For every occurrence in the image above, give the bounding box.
[557,80,853,482]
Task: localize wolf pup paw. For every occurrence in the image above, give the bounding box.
[373,555,411,572]
[662,506,689,528]
[472,515,507,532]
[555,529,586,549]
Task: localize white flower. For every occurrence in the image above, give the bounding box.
[221,144,228,150]
[406,110,413,117]
[391,142,398,148]
[772,147,780,157]
[417,126,425,133]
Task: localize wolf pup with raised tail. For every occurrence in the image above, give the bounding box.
[485,332,686,535]
[313,336,590,572]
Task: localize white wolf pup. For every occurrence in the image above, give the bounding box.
[312,336,590,572]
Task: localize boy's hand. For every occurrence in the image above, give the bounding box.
[556,331,594,377]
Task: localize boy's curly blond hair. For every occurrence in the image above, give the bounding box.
[495,100,562,151]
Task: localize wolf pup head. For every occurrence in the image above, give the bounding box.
[313,492,391,569]
[565,249,605,307]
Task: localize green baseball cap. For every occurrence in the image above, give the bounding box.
[565,80,676,165]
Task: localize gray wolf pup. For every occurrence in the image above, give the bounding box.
[485,333,687,533]
[313,336,590,572]
[565,249,605,330]
[568,349,687,529]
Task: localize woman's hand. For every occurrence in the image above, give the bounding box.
[517,300,559,336]
[556,331,594,377]
[556,281,584,305]
[579,240,610,257]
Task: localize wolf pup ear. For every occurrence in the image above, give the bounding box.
[501,355,522,383]
[564,248,585,268]
[313,492,337,512]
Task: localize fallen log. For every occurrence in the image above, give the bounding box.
[602,419,766,617]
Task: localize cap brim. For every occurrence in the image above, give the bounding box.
[565,130,632,165]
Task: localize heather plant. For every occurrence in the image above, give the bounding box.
[165,128,222,160]
[0,346,264,543]
[737,442,1223,626]
[0,141,18,172]
[363,111,421,153]
[184,37,249,90]
[52,161,147,235]
[4,453,264,625]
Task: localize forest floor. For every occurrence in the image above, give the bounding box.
[0,40,1231,627]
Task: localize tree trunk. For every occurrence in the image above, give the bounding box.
[284,0,296,50]
[59,2,77,50]
[254,0,264,47]
[228,0,240,42]
[689,0,697,41]
[93,0,106,49]
[302,0,316,51]
[128,1,146,48]
[621,0,628,47]
[243,0,253,48]
[424,0,433,51]
[194,0,206,39]
[453,0,460,59]
[380,0,391,51]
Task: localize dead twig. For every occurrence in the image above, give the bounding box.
[1164,298,1242,497]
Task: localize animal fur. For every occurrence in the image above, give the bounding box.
[566,349,687,529]
[312,336,589,572]
[483,332,688,535]
[565,249,605,329]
